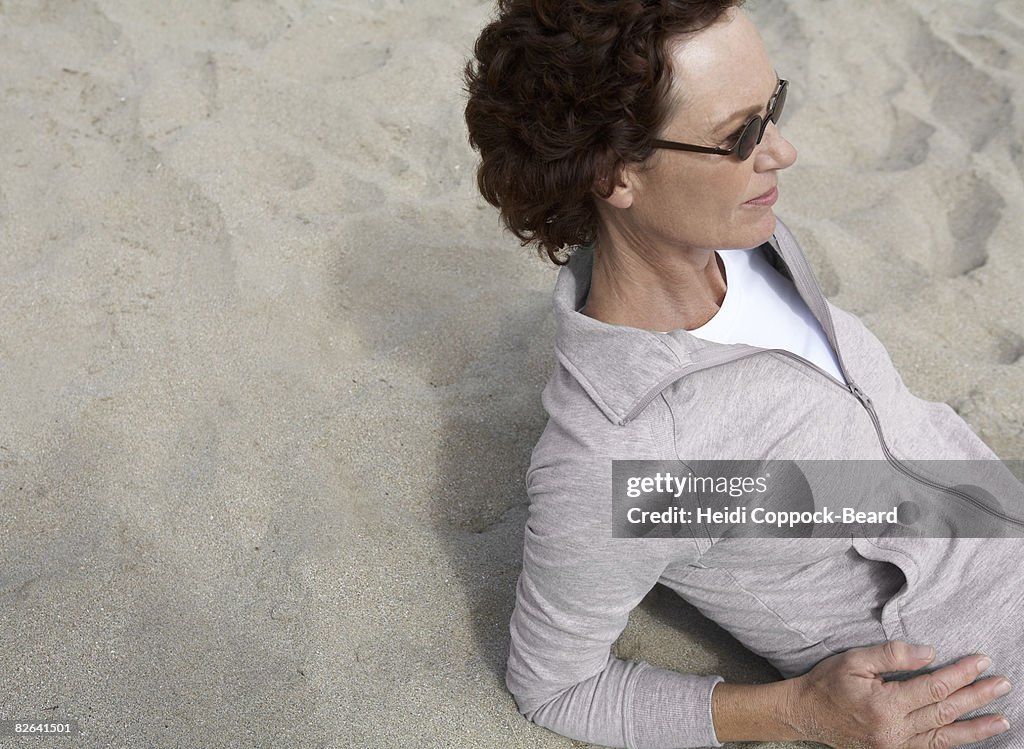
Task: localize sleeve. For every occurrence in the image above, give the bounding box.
[505,457,724,749]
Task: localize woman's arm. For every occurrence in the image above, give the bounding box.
[507,454,724,749]
[507,530,723,748]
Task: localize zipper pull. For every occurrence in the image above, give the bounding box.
[849,382,873,408]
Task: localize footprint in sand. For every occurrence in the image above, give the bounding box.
[908,18,1013,152]
[989,328,1024,366]
[879,107,936,171]
[945,174,1003,277]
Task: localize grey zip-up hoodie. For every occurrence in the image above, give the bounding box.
[506,219,1024,748]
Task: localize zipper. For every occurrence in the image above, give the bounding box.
[767,227,1024,529]
[846,376,1024,529]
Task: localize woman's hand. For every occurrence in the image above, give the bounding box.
[784,641,1012,748]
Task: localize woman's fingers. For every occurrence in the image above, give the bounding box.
[906,715,1010,749]
[842,640,937,677]
[907,676,1012,734]
[898,655,994,712]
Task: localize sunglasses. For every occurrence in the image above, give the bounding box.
[649,78,788,162]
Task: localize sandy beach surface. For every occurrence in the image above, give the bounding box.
[1,0,1022,747]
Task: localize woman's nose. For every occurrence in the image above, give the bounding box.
[755,121,797,171]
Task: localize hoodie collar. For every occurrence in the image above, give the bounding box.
[552,218,833,426]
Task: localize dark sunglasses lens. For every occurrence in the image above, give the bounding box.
[771,83,787,124]
[737,117,761,160]
[738,83,788,160]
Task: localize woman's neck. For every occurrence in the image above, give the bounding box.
[580,241,728,332]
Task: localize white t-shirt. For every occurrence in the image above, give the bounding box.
[684,246,846,384]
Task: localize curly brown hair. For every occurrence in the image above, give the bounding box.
[464,0,744,265]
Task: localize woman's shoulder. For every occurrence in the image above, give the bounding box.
[532,360,668,468]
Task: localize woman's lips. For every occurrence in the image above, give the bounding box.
[744,186,778,206]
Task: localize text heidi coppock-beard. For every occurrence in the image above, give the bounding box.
[625,505,899,527]
[610,459,1024,538]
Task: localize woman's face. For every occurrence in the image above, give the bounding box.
[600,9,798,254]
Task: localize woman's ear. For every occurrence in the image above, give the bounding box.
[593,163,635,209]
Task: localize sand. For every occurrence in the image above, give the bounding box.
[0,0,1021,747]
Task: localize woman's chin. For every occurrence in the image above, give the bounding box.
[724,211,778,250]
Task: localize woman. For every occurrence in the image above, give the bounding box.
[464,1,1020,747]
